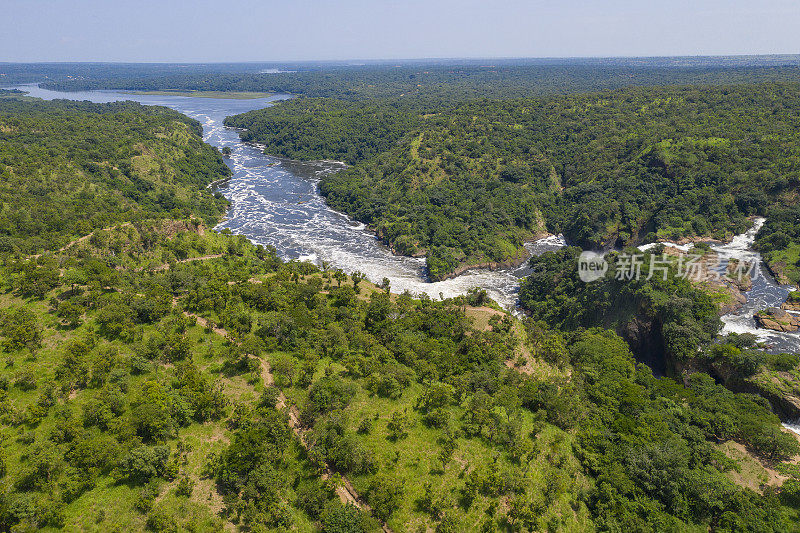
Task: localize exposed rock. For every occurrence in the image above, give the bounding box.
[765,259,793,286]
[736,376,800,421]
[755,307,800,332]
[660,248,750,315]
[782,299,800,312]
[621,316,667,377]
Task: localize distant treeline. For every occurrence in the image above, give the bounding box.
[34,62,800,101]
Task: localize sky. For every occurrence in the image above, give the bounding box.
[2,0,800,62]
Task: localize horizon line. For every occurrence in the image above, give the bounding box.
[3,53,800,66]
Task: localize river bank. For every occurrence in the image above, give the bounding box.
[17,84,799,329]
[247,142,557,284]
[124,90,275,99]
[424,232,557,282]
[638,217,800,353]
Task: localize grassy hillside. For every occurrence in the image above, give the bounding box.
[2,223,799,531]
[1,91,799,532]
[0,98,230,253]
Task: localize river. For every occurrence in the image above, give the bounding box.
[639,219,800,354]
[13,84,800,329]
[9,83,800,433]
[14,84,564,309]
[639,221,800,434]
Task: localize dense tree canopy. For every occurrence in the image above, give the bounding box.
[34,59,800,101]
[0,72,798,532]
[0,99,230,253]
[228,83,800,279]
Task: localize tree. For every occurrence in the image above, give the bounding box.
[95,302,134,340]
[271,354,296,386]
[119,445,170,484]
[130,380,175,442]
[0,306,42,353]
[495,385,521,420]
[321,503,367,533]
[350,271,366,292]
[368,473,404,521]
[56,300,85,328]
[387,410,409,441]
[333,270,347,287]
[379,277,391,294]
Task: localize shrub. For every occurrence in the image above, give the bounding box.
[176,476,194,497]
[120,445,170,484]
[767,352,799,372]
[368,473,404,521]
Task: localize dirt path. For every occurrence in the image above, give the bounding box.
[59,222,134,252]
[153,254,225,271]
[30,220,208,260]
[258,359,367,510]
[181,307,392,532]
[27,223,134,259]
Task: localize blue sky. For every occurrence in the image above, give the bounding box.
[2,0,799,62]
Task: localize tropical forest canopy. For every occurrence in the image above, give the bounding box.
[0,62,799,532]
[0,98,230,253]
[227,83,800,280]
[27,58,800,101]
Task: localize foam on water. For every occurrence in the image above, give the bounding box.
[16,84,565,310]
[14,85,799,331]
[638,241,695,253]
[636,219,799,352]
[709,218,800,352]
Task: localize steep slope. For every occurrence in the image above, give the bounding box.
[0,98,230,253]
[228,83,800,280]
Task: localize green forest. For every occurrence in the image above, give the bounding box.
[33,60,800,101]
[0,65,799,533]
[0,99,230,253]
[755,202,800,284]
[5,211,800,532]
[227,83,800,280]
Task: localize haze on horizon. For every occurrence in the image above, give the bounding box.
[2,0,800,63]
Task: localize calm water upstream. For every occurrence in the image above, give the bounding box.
[15,84,564,308]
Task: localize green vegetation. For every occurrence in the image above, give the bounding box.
[1,70,799,532]
[519,247,722,367]
[0,89,26,99]
[3,219,797,531]
[0,98,230,253]
[228,83,800,279]
[224,98,423,165]
[756,203,800,285]
[0,221,355,531]
[35,59,800,101]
